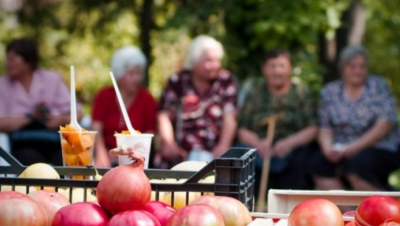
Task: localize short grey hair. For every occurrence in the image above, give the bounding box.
[338,45,369,72]
[110,45,147,78]
[183,35,224,70]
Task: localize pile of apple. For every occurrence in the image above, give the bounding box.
[0,190,251,226]
[285,196,400,226]
[0,158,253,226]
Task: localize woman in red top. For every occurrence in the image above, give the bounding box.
[91,46,157,167]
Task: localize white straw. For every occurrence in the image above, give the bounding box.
[109,71,137,135]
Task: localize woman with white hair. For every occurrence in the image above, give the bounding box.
[309,45,400,191]
[157,35,238,167]
[91,45,157,167]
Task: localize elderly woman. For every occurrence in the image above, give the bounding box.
[157,35,237,167]
[309,46,400,191]
[237,49,318,192]
[91,46,157,167]
[0,38,81,166]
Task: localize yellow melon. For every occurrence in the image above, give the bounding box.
[19,163,60,191]
[58,188,97,203]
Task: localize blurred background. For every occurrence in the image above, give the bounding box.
[1,0,400,187]
[0,0,399,112]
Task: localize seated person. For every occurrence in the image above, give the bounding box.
[91,46,157,167]
[237,49,318,194]
[156,35,238,168]
[0,38,81,166]
[309,45,400,191]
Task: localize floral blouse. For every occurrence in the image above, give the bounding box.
[319,75,400,152]
[158,69,237,153]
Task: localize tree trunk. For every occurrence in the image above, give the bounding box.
[139,0,154,88]
[348,1,365,45]
[318,33,338,84]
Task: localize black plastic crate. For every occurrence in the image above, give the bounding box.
[0,147,256,211]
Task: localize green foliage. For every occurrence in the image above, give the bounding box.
[363,0,400,101]
[0,0,399,105]
[163,0,351,93]
[0,1,141,104]
[149,28,191,99]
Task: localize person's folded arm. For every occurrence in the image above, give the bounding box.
[282,125,318,148]
[158,111,176,146]
[273,125,318,157]
[212,111,237,157]
[318,128,334,153]
[157,111,186,159]
[0,116,31,133]
[238,128,274,158]
[318,128,344,163]
[238,128,260,148]
[344,120,394,157]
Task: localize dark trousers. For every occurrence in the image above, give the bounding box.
[308,146,400,191]
[10,130,63,166]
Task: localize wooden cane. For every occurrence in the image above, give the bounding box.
[256,114,278,212]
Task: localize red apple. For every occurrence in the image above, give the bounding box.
[288,198,343,226]
[52,202,109,226]
[355,196,400,226]
[144,201,175,226]
[190,195,252,226]
[379,222,400,226]
[167,204,224,226]
[0,195,47,226]
[28,190,70,226]
[345,222,355,226]
[0,191,26,199]
[108,210,161,226]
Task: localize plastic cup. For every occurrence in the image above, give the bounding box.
[59,131,97,179]
[187,149,214,162]
[114,133,154,169]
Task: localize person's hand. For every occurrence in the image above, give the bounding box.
[46,115,67,129]
[272,139,294,158]
[255,139,273,159]
[212,143,230,158]
[160,141,187,160]
[323,148,343,164]
[33,102,49,120]
[341,143,359,159]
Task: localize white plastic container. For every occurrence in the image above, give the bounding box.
[114,133,154,169]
